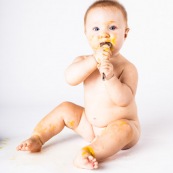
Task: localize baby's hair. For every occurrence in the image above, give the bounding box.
[84,0,128,26]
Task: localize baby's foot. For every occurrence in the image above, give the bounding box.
[73,147,98,169]
[16,135,43,152]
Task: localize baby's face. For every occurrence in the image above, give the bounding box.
[85,7,128,54]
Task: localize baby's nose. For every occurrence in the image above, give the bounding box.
[99,32,110,39]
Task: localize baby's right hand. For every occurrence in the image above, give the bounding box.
[94,45,112,64]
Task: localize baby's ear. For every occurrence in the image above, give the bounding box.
[124,28,130,38]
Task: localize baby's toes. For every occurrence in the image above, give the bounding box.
[88,155,95,162]
[22,142,29,150]
[88,156,98,169]
[20,141,32,151]
[79,157,93,169]
[93,161,98,169]
[16,144,22,150]
[17,142,26,151]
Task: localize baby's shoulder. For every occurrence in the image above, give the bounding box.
[118,55,137,70]
[113,55,138,80]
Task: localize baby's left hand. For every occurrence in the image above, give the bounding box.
[97,59,114,80]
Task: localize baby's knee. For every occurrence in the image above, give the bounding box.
[105,119,140,149]
[56,101,83,129]
[107,120,133,137]
[55,101,77,115]
[58,101,73,110]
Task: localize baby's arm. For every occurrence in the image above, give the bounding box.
[65,55,97,86]
[105,63,138,106]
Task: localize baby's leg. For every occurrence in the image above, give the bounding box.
[17,101,93,152]
[74,119,140,168]
[73,113,98,169]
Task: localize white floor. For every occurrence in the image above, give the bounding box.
[0,107,173,173]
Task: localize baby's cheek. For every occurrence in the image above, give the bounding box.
[88,35,99,50]
[110,36,116,46]
[109,36,117,51]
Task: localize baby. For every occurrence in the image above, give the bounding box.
[17,0,140,170]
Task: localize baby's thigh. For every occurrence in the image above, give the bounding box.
[74,112,95,142]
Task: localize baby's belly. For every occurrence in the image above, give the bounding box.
[85,102,137,128]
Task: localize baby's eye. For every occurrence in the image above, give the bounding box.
[109,25,117,30]
[93,27,100,31]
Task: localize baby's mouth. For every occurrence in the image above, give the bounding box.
[100,42,112,48]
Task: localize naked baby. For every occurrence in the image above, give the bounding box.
[17,0,140,170]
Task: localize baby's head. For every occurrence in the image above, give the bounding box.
[84,0,129,52]
[84,0,128,28]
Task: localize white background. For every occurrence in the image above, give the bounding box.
[1,0,173,172]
